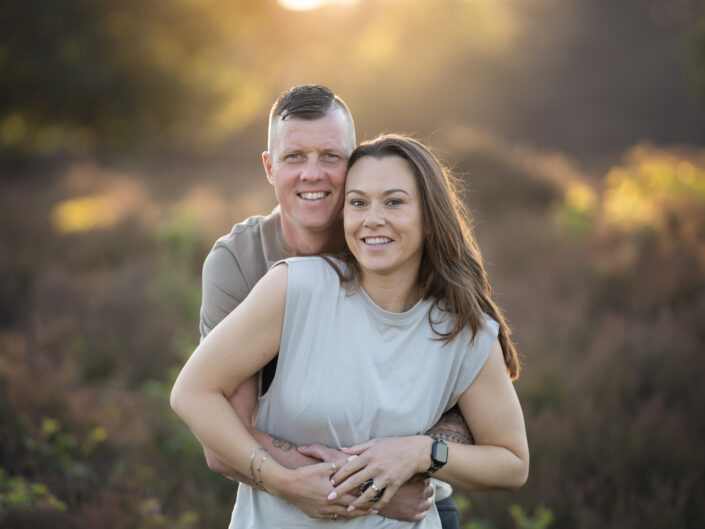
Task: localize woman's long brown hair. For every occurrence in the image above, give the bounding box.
[327,134,520,379]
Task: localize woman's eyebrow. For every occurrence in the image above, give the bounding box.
[345,188,410,196]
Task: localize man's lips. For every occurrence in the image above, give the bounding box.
[298,192,329,200]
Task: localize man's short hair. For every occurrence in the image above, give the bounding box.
[267,85,356,154]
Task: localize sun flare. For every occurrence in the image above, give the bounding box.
[277,0,356,11]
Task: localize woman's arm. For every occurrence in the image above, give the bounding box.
[329,339,529,511]
[430,339,529,491]
[171,264,365,520]
[171,264,287,473]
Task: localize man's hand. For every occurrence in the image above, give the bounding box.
[378,480,434,522]
[298,443,348,467]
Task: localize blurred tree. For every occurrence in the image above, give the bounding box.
[0,0,273,157]
[688,1,705,105]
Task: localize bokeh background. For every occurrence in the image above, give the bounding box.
[2,0,705,528]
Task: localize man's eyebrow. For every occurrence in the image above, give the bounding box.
[345,188,411,196]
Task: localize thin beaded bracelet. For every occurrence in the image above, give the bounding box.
[248,447,266,486]
[255,454,269,491]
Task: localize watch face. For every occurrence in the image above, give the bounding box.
[433,441,448,463]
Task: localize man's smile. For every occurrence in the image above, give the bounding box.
[298,192,330,200]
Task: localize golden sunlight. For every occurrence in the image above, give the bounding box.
[277,0,356,11]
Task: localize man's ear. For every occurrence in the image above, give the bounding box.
[262,151,274,184]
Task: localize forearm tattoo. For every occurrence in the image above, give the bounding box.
[272,437,294,452]
[426,406,474,445]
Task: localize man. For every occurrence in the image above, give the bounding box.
[199,85,471,527]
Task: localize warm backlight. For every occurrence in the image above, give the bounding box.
[277,0,356,11]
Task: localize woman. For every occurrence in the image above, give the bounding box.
[171,135,529,527]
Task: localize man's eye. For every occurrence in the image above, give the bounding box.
[322,153,340,162]
[286,153,302,161]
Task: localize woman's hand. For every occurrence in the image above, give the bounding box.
[300,441,434,521]
[328,436,433,513]
[269,461,368,520]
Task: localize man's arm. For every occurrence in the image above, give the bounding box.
[425,405,474,445]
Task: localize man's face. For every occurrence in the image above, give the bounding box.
[263,109,353,237]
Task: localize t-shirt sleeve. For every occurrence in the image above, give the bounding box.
[448,315,500,407]
[199,245,251,340]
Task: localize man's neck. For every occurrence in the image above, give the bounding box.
[280,220,345,256]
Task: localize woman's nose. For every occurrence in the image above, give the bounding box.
[362,205,385,227]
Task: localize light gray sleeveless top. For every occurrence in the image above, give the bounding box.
[230,257,499,529]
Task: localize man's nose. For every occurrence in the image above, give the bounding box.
[300,157,323,182]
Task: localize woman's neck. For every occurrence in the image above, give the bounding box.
[359,270,421,313]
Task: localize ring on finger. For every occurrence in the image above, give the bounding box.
[332,513,339,521]
[330,461,337,473]
[370,483,384,501]
[360,479,386,502]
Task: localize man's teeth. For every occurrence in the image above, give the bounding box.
[364,237,392,245]
[300,192,327,200]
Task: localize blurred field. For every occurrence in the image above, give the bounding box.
[2,1,705,528]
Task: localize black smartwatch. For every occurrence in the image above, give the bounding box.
[427,438,448,473]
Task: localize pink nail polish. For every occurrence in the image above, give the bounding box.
[327,491,337,501]
[347,505,355,512]
[370,509,379,515]
[347,455,358,462]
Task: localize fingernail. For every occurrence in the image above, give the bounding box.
[370,509,379,515]
[327,491,337,500]
[347,505,355,512]
[330,478,336,486]
[347,455,358,462]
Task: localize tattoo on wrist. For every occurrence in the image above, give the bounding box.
[272,437,294,452]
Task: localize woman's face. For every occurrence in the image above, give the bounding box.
[344,155,424,280]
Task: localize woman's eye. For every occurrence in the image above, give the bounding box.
[349,199,366,208]
[386,198,402,206]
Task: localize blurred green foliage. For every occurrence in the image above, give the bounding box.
[0,467,66,513]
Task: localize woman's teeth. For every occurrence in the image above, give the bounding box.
[364,237,392,245]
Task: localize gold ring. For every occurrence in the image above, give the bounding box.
[370,483,381,493]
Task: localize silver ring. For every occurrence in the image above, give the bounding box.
[332,513,339,521]
[330,461,337,473]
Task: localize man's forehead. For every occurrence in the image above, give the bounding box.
[272,111,353,152]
